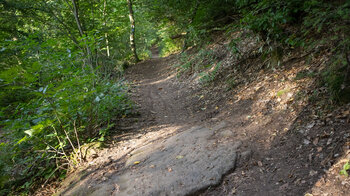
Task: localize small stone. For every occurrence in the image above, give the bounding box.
[219,130,234,137]
[279,183,289,190]
[304,139,311,145]
[299,129,306,134]
[309,154,313,161]
[230,188,237,194]
[309,170,318,176]
[319,153,324,159]
[306,122,315,129]
[327,138,332,145]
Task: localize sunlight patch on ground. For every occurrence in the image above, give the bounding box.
[146,72,178,85]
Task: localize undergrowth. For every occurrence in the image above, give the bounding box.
[175,0,350,102]
[2,0,350,194]
[0,36,133,195]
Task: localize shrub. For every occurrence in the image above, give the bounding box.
[0,36,132,194]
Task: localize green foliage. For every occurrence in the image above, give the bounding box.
[199,62,221,85]
[176,48,218,76]
[1,0,350,194]
[158,31,182,57]
[340,162,350,177]
[226,77,239,91]
[303,1,350,35]
[321,54,350,102]
[0,10,133,194]
[0,1,150,192]
[294,70,316,80]
[277,89,290,97]
[141,0,238,51]
[236,0,299,45]
[227,38,241,56]
[139,0,350,55]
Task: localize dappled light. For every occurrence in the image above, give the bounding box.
[1,0,349,195]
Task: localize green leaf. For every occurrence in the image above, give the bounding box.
[340,162,350,177]
[24,129,35,137]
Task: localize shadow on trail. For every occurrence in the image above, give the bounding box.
[201,54,350,196]
[58,51,349,196]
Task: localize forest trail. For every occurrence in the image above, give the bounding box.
[126,49,193,125]
[56,49,350,196]
[57,50,244,196]
[4,1,349,195]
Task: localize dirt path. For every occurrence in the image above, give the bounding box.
[55,49,350,196]
[56,50,245,196]
[126,54,192,125]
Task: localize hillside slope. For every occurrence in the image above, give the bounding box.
[53,34,350,195]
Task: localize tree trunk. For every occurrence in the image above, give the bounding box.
[127,0,140,62]
[70,0,94,68]
[103,0,110,57]
[71,0,84,37]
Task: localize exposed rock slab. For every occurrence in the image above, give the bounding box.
[61,123,240,196]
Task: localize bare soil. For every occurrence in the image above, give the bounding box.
[50,41,350,196]
[125,46,350,195]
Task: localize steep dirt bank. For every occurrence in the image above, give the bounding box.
[175,34,350,195]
